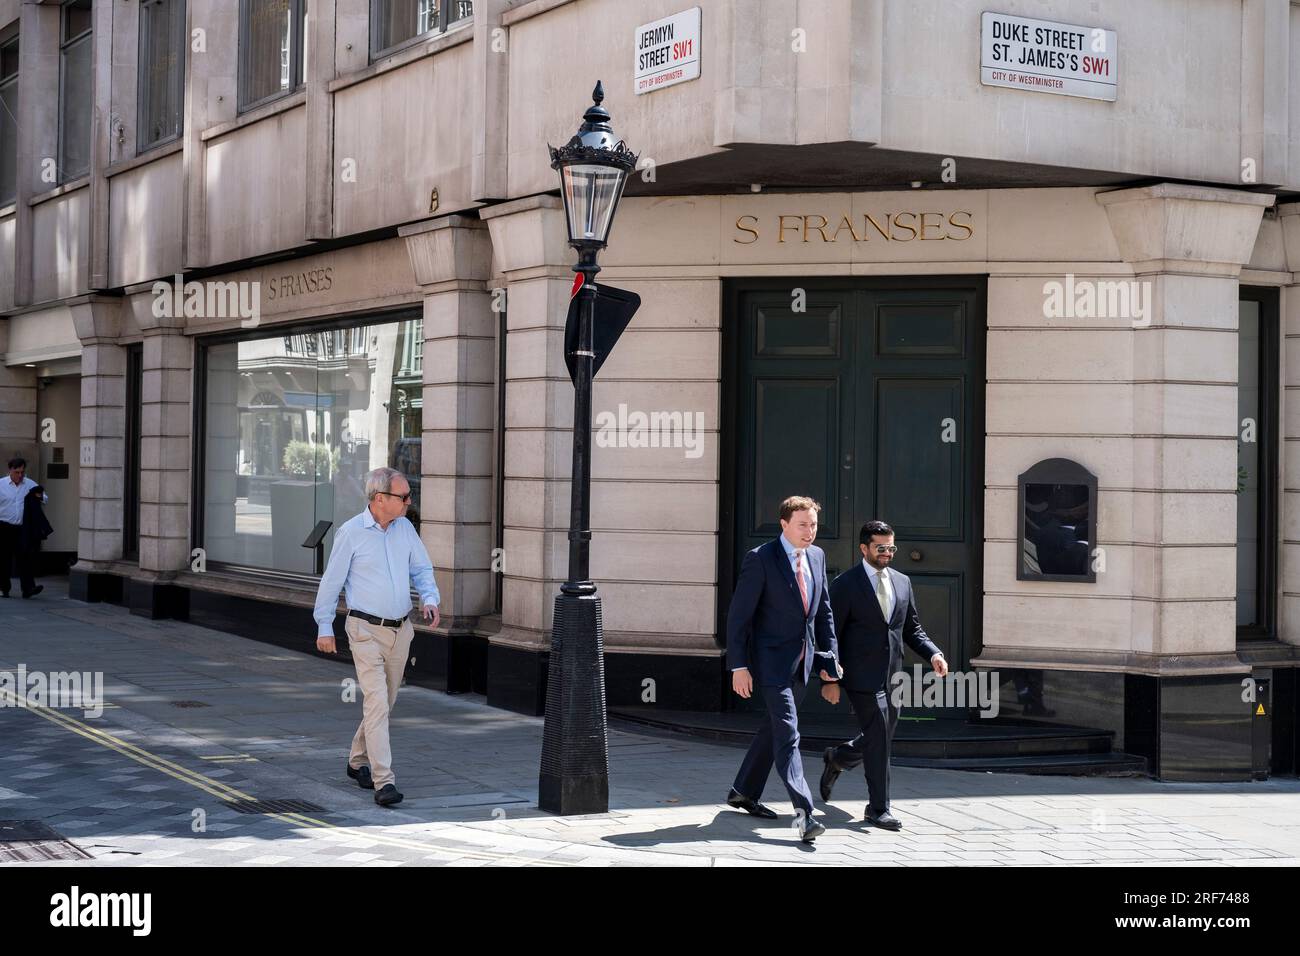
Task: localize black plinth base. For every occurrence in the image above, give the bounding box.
[537,592,609,815]
[126,579,190,621]
[538,771,609,816]
[68,569,124,604]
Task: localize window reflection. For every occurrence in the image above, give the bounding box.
[1022,482,1091,577]
[204,317,423,574]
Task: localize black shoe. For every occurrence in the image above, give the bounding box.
[726,788,778,819]
[346,763,374,790]
[819,747,843,802]
[21,585,42,599]
[801,815,827,843]
[865,809,902,831]
[374,783,403,807]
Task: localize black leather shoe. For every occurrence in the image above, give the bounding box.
[865,809,902,831]
[819,747,842,802]
[374,783,403,807]
[801,816,826,843]
[21,585,42,599]
[346,763,374,790]
[726,788,778,819]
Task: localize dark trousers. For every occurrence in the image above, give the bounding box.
[0,522,34,595]
[831,688,898,813]
[733,674,815,817]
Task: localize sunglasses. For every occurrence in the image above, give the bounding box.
[872,545,898,554]
[377,491,412,503]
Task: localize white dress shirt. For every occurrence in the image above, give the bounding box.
[779,534,812,598]
[313,507,440,636]
[0,476,45,525]
[863,559,895,621]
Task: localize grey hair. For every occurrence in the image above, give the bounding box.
[365,466,403,501]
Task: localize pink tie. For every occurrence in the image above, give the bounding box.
[794,550,810,614]
[795,550,809,665]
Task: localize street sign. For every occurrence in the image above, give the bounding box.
[634,7,701,95]
[980,11,1117,102]
[564,280,641,385]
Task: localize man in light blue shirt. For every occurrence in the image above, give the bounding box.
[313,466,440,807]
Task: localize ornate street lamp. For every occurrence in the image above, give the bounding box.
[538,82,637,815]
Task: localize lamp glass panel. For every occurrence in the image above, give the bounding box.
[560,163,626,243]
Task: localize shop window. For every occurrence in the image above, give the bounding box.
[199,314,425,576]
[0,26,17,206]
[239,0,307,112]
[58,0,93,183]
[370,0,472,60]
[138,0,186,151]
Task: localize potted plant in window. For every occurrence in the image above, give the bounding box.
[270,440,340,573]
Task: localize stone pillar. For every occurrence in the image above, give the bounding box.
[1096,185,1273,667]
[480,195,574,714]
[977,184,1274,778]
[128,287,193,618]
[304,0,337,240]
[470,0,510,203]
[1273,205,1300,649]
[68,299,126,602]
[1087,184,1268,779]
[12,1,59,306]
[399,214,497,691]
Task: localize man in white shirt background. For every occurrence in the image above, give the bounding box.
[0,457,47,599]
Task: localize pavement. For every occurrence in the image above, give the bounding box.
[1,579,1298,867]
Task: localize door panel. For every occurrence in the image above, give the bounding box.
[750,379,840,536]
[736,290,858,572]
[729,280,983,679]
[907,574,962,669]
[874,378,962,537]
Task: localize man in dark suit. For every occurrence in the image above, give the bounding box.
[819,519,948,830]
[726,495,843,844]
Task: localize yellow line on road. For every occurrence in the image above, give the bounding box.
[0,689,567,864]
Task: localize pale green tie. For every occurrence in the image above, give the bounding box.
[875,569,890,619]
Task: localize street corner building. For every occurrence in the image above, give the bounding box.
[0,0,1297,783]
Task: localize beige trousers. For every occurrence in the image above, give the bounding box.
[345,615,414,789]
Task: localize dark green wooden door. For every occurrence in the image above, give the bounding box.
[729,279,984,671]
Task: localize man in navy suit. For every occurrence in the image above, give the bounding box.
[726,495,843,843]
[819,519,948,830]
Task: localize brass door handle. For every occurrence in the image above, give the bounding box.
[909,549,922,561]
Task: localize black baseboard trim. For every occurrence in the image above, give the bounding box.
[127,579,190,621]
[487,643,549,716]
[68,568,124,604]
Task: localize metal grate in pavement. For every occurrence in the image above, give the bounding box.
[0,820,92,862]
[227,798,327,815]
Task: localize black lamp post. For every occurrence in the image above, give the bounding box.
[538,82,637,815]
